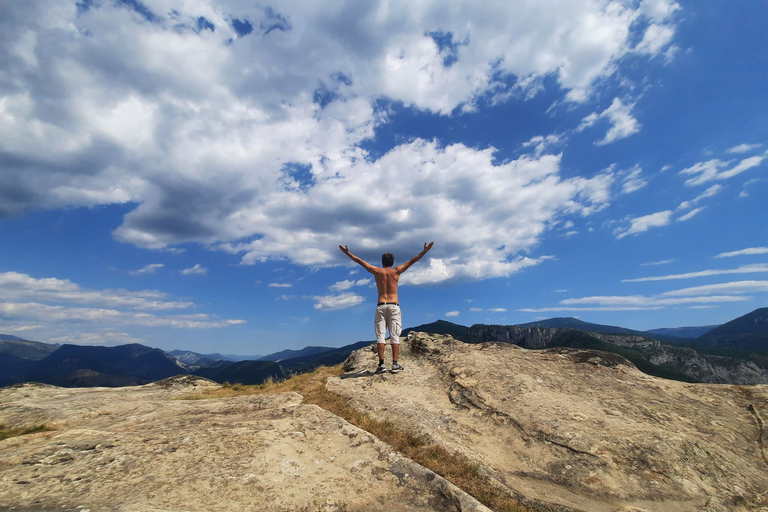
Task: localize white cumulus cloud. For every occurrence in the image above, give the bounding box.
[0,0,677,286]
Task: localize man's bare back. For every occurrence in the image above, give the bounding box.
[370,266,401,303]
[338,242,433,303]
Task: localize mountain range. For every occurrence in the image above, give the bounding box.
[1,308,767,387]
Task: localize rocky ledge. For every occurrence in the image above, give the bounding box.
[328,332,768,512]
[0,375,489,512]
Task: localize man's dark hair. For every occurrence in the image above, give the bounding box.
[382,252,394,267]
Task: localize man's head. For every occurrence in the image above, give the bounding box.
[382,252,394,267]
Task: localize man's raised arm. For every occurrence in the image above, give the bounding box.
[339,245,377,273]
[395,242,434,274]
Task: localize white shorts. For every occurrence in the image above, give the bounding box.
[374,303,401,344]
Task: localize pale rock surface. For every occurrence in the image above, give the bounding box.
[328,333,768,512]
[0,375,490,512]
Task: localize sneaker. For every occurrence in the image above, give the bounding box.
[391,362,404,373]
[375,363,387,374]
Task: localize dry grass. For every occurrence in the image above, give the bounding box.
[0,423,53,441]
[179,366,531,512]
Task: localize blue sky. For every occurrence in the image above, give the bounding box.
[1,1,766,355]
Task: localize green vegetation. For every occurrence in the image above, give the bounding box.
[551,330,698,383]
[0,423,53,441]
[673,342,768,369]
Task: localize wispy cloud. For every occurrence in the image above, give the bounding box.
[519,306,666,312]
[446,310,460,317]
[621,166,647,194]
[727,143,763,154]
[677,184,723,211]
[520,278,767,312]
[715,247,768,258]
[522,134,563,157]
[680,156,766,186]
[129,263,164,276]
[641,259,676,266]
[615,210,673,239]
[268,283,293,288]
[659,280,768,297]
[329,279,372,292]
[0,272,192,310]
[561,295,748,306]
[48,331,145,346]
[0,302,245,329]
[676,207,705,222]
[578,98,641,146]
[0,271,244,337]
[181,264,207,275]
[623,263,768,282]
[311,292,364,311]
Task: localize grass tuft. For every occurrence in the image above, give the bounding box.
[0,423,54,441]
[177,365,531,512]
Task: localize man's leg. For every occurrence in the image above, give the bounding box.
[374,305,387,373]
[389,305,403,372]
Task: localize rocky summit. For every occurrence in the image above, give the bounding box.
[2,333,767,512]
[328,332,768,512]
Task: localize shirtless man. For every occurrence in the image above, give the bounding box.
[339,242,434,373]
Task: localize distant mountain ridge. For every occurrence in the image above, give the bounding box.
[0,335,375,388]
[0,334,31,342]
[646,325,719,339]
[2,308,766,387]
[402,317,708,344]
[0,337,60,360]
[0,343,183,387]
[515,317,640,335]
[698,307,768,351]
[167,350,264,365]
[258,345,335,362]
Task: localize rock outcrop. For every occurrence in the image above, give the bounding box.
[329,332,768,512]
[0,376,490,512]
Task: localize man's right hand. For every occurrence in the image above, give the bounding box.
[423,242,434,252]
[339,245,350,254]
